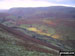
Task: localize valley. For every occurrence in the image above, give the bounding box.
[0,6,75,56]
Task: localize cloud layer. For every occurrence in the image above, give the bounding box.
[0,0,75,9]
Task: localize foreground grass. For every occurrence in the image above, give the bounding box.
[0,28,53,56]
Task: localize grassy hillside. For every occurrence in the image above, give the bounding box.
[0,25,54,56]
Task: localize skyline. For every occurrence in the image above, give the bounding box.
[0,0,75,9]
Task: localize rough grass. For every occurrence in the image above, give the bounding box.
[0,27,53,56]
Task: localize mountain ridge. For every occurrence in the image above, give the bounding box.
[8,6,75,19]
[0,6,75,19]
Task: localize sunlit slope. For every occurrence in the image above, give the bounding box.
[18,19,75,50]
[19,19,75,40]
[19,22,61,40]
[26,27,60,39]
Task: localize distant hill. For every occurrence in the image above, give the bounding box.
[0,9,8,13]
[0,6,75,19]
[8,6,75,19]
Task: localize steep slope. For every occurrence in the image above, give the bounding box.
[0,23,62,56]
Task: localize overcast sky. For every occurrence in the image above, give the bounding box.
[0,0,75,9]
